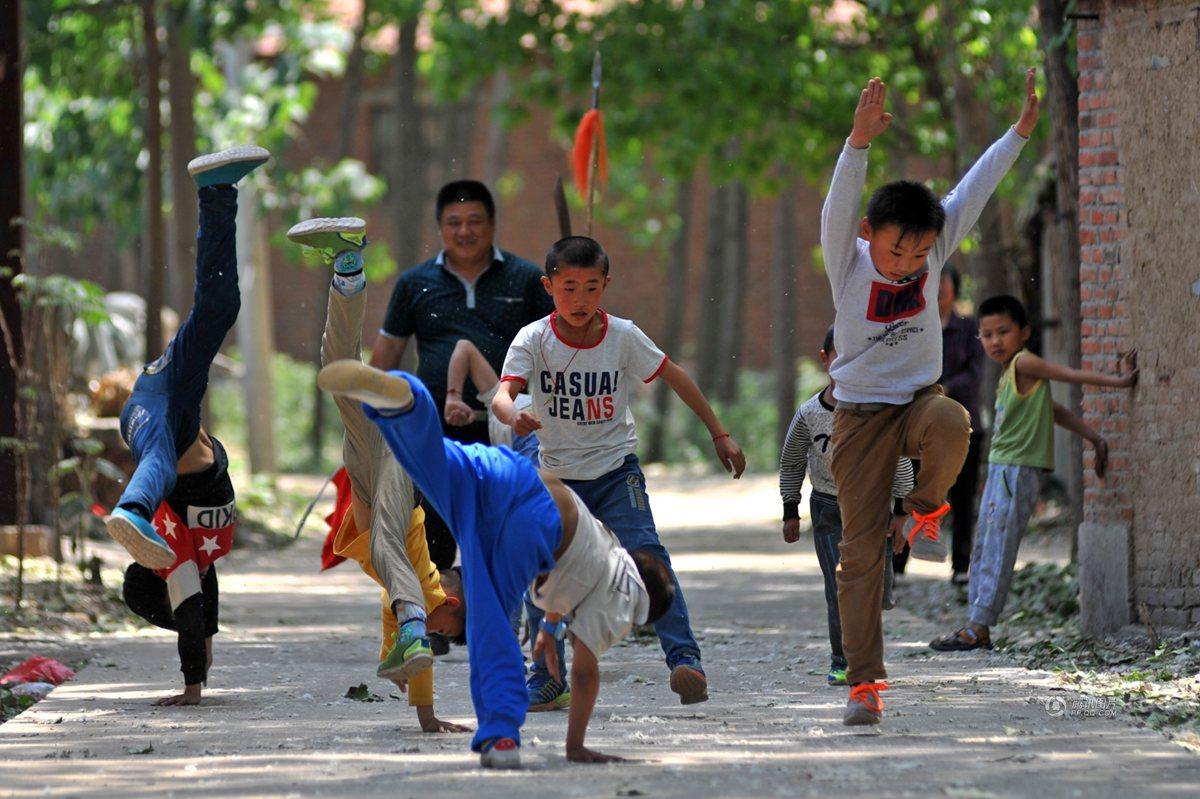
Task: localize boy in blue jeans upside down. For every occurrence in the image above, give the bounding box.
[317,361,676,769]
[105,145,270,705]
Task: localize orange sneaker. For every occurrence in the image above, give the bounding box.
[907,502,950,562]
[843,681,888,726]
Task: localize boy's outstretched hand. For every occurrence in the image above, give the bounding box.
[849,77,893,149]
[1117,349,1139,387]
[714,434,746,478]
[1014,67,1040,138]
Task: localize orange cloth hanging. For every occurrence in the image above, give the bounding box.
[572,108,608,202]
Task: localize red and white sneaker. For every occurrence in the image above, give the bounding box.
[480,737,521,769]
[907,502,950,562]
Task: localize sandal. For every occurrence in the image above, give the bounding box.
[929,627,992,652]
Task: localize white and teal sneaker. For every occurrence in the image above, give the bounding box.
[187,145,270,188]
[105,507,176,570]
[286,217,367,261]
[287,217,367,295]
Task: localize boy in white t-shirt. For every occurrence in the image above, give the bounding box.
[493,236,746,706]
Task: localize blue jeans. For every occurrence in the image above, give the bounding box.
[526,454,701,672]
[117,186,241,520]
[810,492,847,667]
[364,373,561,752]
[967,463,1042,627]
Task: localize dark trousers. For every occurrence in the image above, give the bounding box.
[420,417,490,570]
[123,563,219,684]
[948,433,985,574]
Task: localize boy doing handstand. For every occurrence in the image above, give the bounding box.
[821,71,1039,724]
[317,362,675,768]
[108,146,269,704]
[929,296,1135,651]
[288,217,468,732]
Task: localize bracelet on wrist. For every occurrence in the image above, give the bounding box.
[446,388,461,396]
[712,432,730,442]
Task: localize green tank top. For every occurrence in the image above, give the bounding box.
[988,350,1054,470]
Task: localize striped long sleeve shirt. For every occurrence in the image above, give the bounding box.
[779,389,916,520]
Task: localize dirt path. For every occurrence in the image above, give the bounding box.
[2,473,1198,798]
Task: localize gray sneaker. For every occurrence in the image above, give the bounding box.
[843,682,887,726]
[907,503,950,563]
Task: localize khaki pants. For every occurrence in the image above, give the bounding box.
[321,288,423,610]
[830,386,971,684]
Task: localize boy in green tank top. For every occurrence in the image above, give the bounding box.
[929,295,1137,651]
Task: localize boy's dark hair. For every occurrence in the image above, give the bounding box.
[978,294,1029,328]
[545,236,610,276]
[631,549,676,624]
[942,263,961,296]
[436,180,495,222]
[821,325,835,354]
[866,180,947,241]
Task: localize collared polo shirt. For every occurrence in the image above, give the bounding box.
[380,247,554,407]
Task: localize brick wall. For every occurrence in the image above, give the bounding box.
[1076,0,1200,632]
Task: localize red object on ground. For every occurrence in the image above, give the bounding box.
[0,657,75,687]
[320,466,352,571]
[90,503,108,517]
[572,108,608,201]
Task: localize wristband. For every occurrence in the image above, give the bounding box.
[446,388,461,396]
[540,618,569,641]
[712,433,730,442]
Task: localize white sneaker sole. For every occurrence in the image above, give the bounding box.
[376,651,434,682]
[317,360,413,411]
[186,145,270,176]
[105,515,177,570]
[480,748,521,769]
[286,217,367,242]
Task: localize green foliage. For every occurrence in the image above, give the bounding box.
[0,268,109,327]
[208,349,345,474]
[635,359,827,473]
[50,438,126,565]
[423,1,1042,252]
[0,685,38,722]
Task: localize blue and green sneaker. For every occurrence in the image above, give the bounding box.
[377,621,434,682]
[526,672,570,712]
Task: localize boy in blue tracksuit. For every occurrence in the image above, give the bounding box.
[105,146,269,704]
[317,361,676,769]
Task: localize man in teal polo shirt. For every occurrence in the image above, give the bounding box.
[371,180,553,571]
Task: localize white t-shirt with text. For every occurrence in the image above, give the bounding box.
[501,311,667,480]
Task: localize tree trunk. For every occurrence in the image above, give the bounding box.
[1039,0,1083,557]
[141,0,166,360]
[221,39,276,474]
[309,0,372,467]
[482,71,511,190]
[166,3,198,318]
[772,178,799,450]
[715,180,747,404]
[645,179,692,463]
[0,0,24,525]
[695,183,728,394]
[391,15,425,271]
